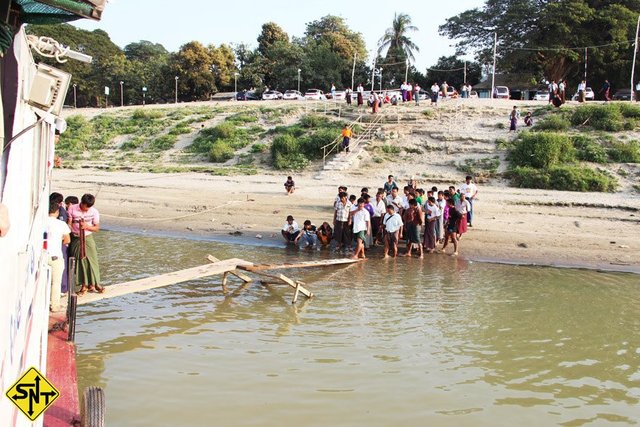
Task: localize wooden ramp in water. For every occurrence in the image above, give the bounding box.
[77,256,362,305]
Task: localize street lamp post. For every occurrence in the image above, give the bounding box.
[234,72,239,97]
[379,68,383,92]
[72,83,77,108]
[119,81,124,107]
[174,76,179,104]
[142,86,147,106]
[297,68,301,93]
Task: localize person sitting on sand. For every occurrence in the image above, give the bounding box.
[284,176,295,195]
[295,220,318,248]
[440,198,461,256]
[351,198,371,259]
[382,204,403,258]
[281,215,300,243]
[316,222,333,246]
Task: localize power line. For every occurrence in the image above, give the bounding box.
[500,39,635,52]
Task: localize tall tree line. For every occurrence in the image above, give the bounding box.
[440,0,640,90]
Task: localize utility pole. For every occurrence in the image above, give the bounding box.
[584,48,588,84]
[119,81,124,107]
[370,57,376,92]
[351,52,357,90]
[631,15,640,102]
[491,33,497,99]
[404,59,409,83]
[464,61,467,84]
[174,76,179,104]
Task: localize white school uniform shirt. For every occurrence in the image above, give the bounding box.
[431,84,439,93]
[425,203,441,220]
[401,196,410,209]
[459,183,477,199]
[578,82,586,91]
[373,199,386,217]
[385,195,403,212]
[46,217,71,259]
[282,221,300,233]
[352,209,370,233]
[456,200,471,215]
[383,212,403,233]
[437,199,446,217]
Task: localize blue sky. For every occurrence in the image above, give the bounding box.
[74,0,485,71]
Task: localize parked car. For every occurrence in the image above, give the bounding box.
[571,87,595,101]
[469,90,478,99]
[534,91,550,101]
[283,90,304,100]
[612,88,633,101]
[262,90,283,100]
[304,89,326,100]
[493,86,510,99]
[236,90,260,101]
[332,90,346,100]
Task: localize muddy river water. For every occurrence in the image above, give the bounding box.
[76,231,640,426]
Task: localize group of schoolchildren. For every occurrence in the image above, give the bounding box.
[281,175,479,259]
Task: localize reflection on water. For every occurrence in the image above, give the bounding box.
[76,231,640,426]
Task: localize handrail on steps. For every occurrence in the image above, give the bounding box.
[321,113,383,167]
[322,114,363,167]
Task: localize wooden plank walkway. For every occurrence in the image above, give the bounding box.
[77,258,253,305]
[238,258,361,272]
[76,257,361,305]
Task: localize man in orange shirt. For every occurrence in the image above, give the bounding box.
[341,125,353,153]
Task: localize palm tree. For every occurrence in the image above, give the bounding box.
[378,13,419,63]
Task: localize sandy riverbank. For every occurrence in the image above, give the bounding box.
[52,168,640,274]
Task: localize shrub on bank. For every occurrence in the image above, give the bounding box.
[145,134,177,152]
[509,132,575,169]
[209,140,234,162]
[534,114,569,131]
[510,166,617,192]
[571,135,608,163]
[608,140,640,163]
[570,105,627,131]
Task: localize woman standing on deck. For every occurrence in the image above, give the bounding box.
[68,193,103,294]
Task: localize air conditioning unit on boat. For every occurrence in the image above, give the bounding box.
[27,63,72,116]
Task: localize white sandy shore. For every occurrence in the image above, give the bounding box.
[52,168,640,274]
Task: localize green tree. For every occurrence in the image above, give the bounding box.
[210,44,237,91]
[123,40,170,104]
[257,22,289,55]
[377,13,419,87]
[303,15,368,90]
[169,41,216,101]
[439,0,640,89]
